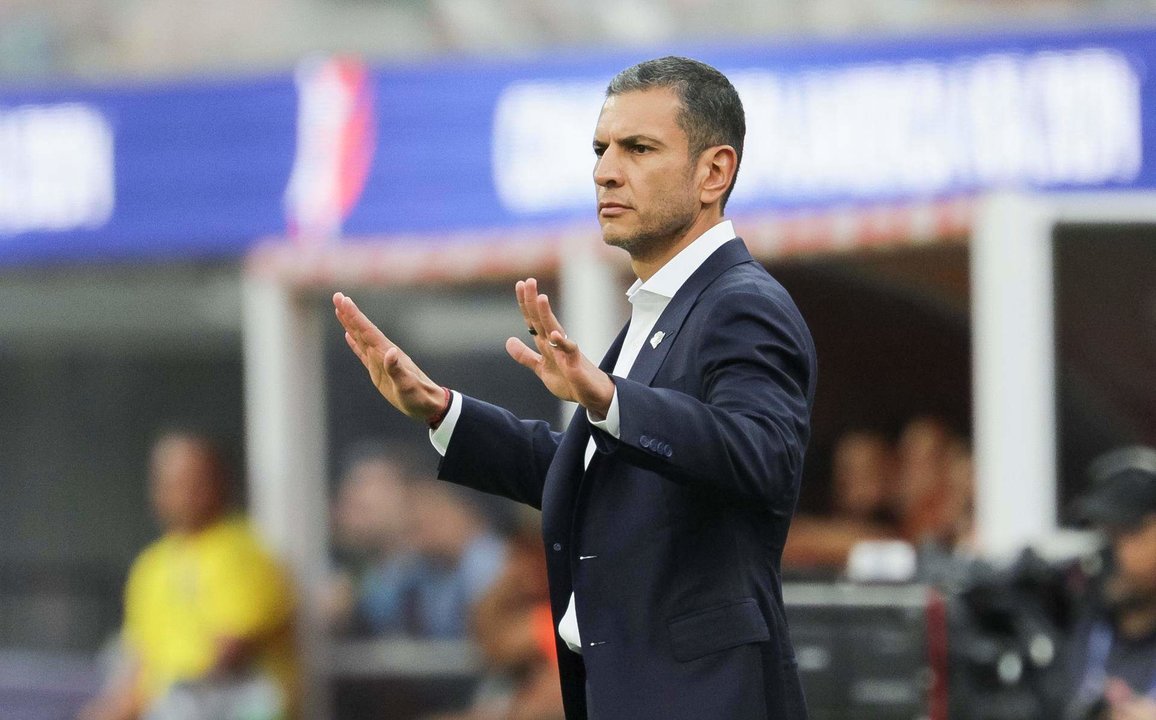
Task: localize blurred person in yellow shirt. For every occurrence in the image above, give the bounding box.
[79,430,298,720]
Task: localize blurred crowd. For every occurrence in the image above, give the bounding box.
[77,419,976,720]
[325,445,507,640]
[783,416,975,576]
[320,417,978,655]
[316,419,978,717]
[80,432,564,720]
[325,445,562,720]
[79,422,1156,720]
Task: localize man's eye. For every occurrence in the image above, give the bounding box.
[593,147,605,157]
[630,145,650,154]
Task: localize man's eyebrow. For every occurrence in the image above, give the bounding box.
[618,134,665,147]
[592,134,666,149]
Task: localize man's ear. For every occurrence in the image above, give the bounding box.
[698,146,738,207]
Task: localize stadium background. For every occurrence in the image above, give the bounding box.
[2,1,1156,718]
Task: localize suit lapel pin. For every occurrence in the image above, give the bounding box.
[649,330,665,349]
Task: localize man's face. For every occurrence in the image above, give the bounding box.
[333,459,409,553]
[592,87,701,258]
[149,436,224,534]
[408,482,475,563]
[833,433,894,518]
[1105,514,1156,608]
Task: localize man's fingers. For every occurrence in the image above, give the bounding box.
[505,337,542,371]
[515,280,530,324]
[335,292,405,360]
[335,295,368,339]
[334,292,373,336]
[518,278,557,345]
[547,330,575,353]
[523,278,545,330]
[515,280,536,337]
[535,293,575,355]
[337,293,406,380]
[383,346,407,376]
[345,332,396,383]
[335,291,449,422]
[334,292,363,329]
[535,293,568,342]
[344,332,366,363]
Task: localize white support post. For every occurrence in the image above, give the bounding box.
[558,234,625,425]
[971,192,1058,559]
[242,276,332,720]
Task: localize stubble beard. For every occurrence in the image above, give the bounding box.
[602,194,698,261]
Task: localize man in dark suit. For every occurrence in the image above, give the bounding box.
[334,56,817,719]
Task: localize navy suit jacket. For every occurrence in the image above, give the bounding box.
[439,238,817,719]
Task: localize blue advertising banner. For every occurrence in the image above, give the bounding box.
[0,76,298,263]
[1,25,1155,265]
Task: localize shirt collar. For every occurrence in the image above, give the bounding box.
[626,220,736,302]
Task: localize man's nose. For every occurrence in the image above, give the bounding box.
[594,150,622,188]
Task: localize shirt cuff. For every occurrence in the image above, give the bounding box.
[429,390,462,456]
[587,386,620,439]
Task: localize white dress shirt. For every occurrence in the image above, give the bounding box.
[431,219,736,654]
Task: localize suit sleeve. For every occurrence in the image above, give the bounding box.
[437,395,563,509]
[593,289,815,509]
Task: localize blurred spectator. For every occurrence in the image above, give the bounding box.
[783,430,900,570]
[427,510,564,720]
[78,429,298,720]
[832,430,901,526]
[379,479,507,639]
[784,417,977,576]
[896,416,975,552]
[325,446,506,640]
[324,446,412,636]
[1056,446,1156,720]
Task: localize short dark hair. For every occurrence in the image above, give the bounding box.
[606,56,746,210]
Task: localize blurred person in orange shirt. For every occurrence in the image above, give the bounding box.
[78,430,298,720]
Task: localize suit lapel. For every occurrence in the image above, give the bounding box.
[626,237,754,386]
[599,321,630,374]
[542,321,630,524]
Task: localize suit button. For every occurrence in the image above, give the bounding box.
[640,435,651,448]
[553,543,562,552]
[664,446,673,458]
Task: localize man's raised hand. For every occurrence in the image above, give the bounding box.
[505,278,616,419]
[333,292,446,423]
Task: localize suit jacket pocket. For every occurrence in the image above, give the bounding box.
[668,598,770,662]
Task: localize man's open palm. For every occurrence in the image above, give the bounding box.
[505,278,615,418]
[333,292,444,422]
